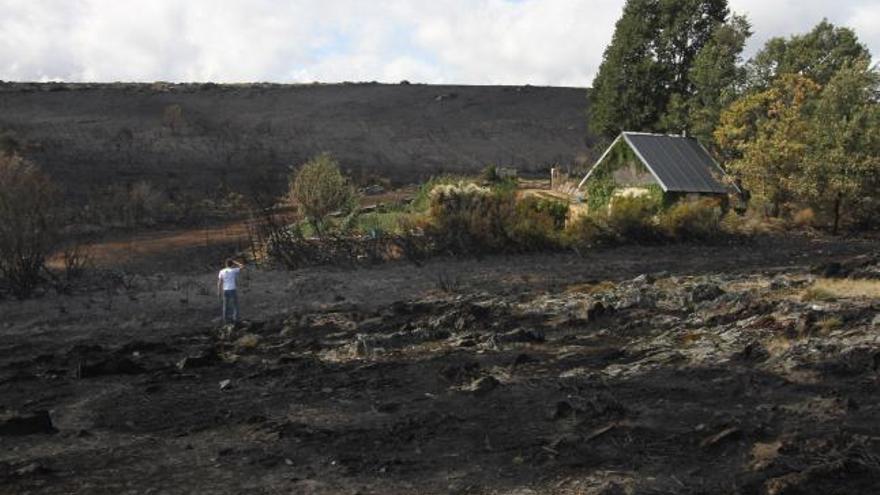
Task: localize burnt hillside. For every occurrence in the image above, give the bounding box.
[0,82,592,199]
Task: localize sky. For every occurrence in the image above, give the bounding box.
[1,0,878,87]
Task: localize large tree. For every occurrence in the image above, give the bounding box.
[714,74,821,216]
[589,0,730,139]
[680,14,752,145]
[804,58,880,232]
[747,20,870,90]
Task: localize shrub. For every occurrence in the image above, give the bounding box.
[791,207,816,228]
[289,153,358,236]
[658,198,723,241]
[564,214,613,251]
[126,181,166,226]
[424,183,565,254]
[482,164,500,183]
[605,195,662,243]
[0,155,59,297]
[518,196,569,229]
[426,182,514,254]
[410,175,465,212]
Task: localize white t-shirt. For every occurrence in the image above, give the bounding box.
[218,267,241,291]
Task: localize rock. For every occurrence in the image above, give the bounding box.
[764,471,809,495]
[614,291,643,310]
[583,300,611,321]
[14,462,49,477]
[632,273,653,285]
[374,402,401,414]
[551,400,576,420]
[219,379,232,391]
[496,328,545,344]
[700,426,742,448]
[690,283,724,303]
[872,314,880,327]
[769,277,792,290]
[363,185,385,195]
[511,353,539,368]
[737,342,769,362]
[813,261,844,278]
[0,410,57,436]
[177,349,220,370]
[439,361,480,384]
[466,376,500,396]
[594,483,627,495]
[78,356,145,378]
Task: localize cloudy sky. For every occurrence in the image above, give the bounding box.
[1,0,878,86]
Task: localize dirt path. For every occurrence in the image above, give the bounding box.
[74,221,255,267]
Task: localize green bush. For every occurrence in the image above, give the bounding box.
[658,198,723,241]
[289,153,358,236]
[425,184,564,254]
[482,164,500,183]
[564,214,613,250]
[518,196,569,229]
[410,175,466,212]
[427,183,513,253]
[605,195,662,243]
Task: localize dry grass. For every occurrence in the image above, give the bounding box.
[816,316,844,334]
[235,333,260,349]
[565,280,617,295]
[802,279,880,302]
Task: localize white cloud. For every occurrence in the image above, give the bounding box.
[0,0,876,86]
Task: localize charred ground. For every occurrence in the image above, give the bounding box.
[0,82,592,200]
[3,236,880,494]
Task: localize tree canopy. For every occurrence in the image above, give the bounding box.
[589,0,732,139]
[746,19,871,90]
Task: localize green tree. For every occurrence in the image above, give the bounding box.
[684,14,752,145]
[715,74,821,216]
[747,20,870,90]
[289,153,357,236]
[589,0,729,138]
[804,59,880,233]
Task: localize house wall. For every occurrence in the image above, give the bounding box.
[611,161,657,188]
[582,139,663,212]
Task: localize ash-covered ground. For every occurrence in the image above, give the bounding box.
[2,236,880,494]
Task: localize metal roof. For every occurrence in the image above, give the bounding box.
[579,132,730,194]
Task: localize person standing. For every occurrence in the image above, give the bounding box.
[218,258,245,325]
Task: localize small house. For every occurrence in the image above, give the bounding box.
[577,132,734,211]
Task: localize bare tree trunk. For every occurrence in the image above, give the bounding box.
[832,192,843,235]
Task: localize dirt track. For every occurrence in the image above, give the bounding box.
[3,236,880,494]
